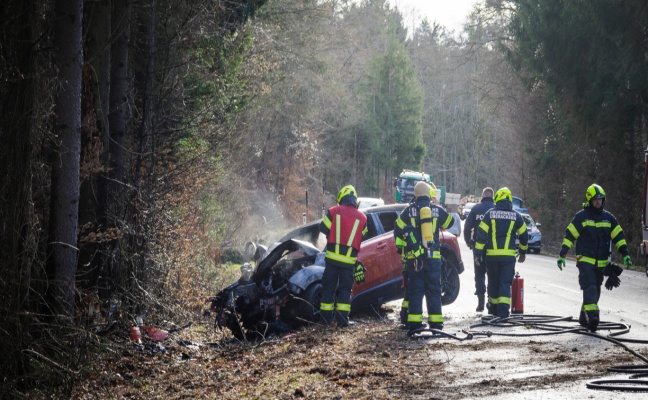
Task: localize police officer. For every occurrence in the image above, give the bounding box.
[557,184,632,332]
[319,185,368,327]
[474,187,528,319]
[463,187,495,311]
[394,181,454,333]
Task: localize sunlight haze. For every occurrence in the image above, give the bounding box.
[389,0,482,32]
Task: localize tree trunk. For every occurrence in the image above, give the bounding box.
[0,0,37,382]
[78,0,112,293]
[104,0,131,299]
[47,0,84,319]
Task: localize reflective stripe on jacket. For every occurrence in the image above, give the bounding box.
[560,206,628,266]
[394,198,453,260]
[474,200,528,259]
[319,204,368,267]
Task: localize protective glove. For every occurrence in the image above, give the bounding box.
[602,262,623,277]
[623,255,632,268]
[354,261,366,283]
[517,252,526,263]
[557,256,566,271]
[604,274,621,290]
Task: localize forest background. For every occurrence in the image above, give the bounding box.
[1,0,647,396]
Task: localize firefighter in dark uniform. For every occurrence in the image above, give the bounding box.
[474,187,528,319]
[463,187,495,312]
[319,185,368,327]
[557,184,632,332]
[397,185,438,326]
[394,181,454,333]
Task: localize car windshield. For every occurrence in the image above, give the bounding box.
[398,179,419,191]
[522,214,536,228]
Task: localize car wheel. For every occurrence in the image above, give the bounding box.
[296,282,323,323]
[440,256,460,306]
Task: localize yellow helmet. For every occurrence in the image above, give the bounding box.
[337,185,357,203]
[429,185,437,198]
[585,184,605,202]
[414,181,431,198]
[494,187,512,203]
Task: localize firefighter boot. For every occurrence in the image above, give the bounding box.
[399,300,409,325]
[335,311,350,328]
[476,295,485,312]
[429,323,443,331]
[399,308,408,328]
[486,301,496,316]
[578,311,587,328]
[408,323,426,335]
[588,316,599,333]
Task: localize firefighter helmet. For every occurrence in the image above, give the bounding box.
[429,185,437,199]
[337,185,357,203]
[494,187,512,203]
[414,181,431,199]
[585,184,606,202]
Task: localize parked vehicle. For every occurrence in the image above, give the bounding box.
[521,213,542,254]
[512,196,528,213]
[357,197,385,209]
[462,202,477,220]
[210,204,464,339]
[394,170,435,203]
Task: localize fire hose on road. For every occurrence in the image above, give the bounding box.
[462,314,648,392]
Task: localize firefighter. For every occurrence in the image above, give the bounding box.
[397,185,438,326]
[318,185,368,327]
[474,187,528,319]
[394,181,454,333]
[557,184,632,332]
[463,187,495,312]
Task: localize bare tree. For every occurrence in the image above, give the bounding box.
[46,0,84,319]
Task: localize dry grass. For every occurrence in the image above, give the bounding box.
[63,306,646,400]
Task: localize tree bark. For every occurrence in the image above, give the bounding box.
[78,0,112,292]
[0,0,37,382]
[47,0,84,319]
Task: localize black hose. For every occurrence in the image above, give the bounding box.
[586,379,648,392]
[407,327,474,341]
[462,313,648,392]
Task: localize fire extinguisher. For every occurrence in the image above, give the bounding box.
[511,271,524,314]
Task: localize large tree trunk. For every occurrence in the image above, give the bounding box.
[78,0,112,294]
[0,0,38,383]
[104,0,131,299]
[47,0,84,319]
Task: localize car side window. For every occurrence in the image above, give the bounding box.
[363,215,379,240]
[377,212,397,233]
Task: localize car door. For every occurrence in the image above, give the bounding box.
[354,211,402,298]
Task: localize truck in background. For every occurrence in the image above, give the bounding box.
[394,169,459,210]
[394,169,433,204]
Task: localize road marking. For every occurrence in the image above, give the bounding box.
[546,284,580,294]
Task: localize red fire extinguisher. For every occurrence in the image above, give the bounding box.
[511,271,524,314]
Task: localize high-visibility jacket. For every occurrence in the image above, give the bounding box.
[394,198,453,260]
[475,200,528,259]
[560,206,628,267]
[319,204,367,267]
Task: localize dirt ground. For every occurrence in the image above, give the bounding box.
[68,304,648,400]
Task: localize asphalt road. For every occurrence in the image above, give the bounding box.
[451,226,648,335]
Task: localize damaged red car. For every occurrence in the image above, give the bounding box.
[210,204,464,339]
